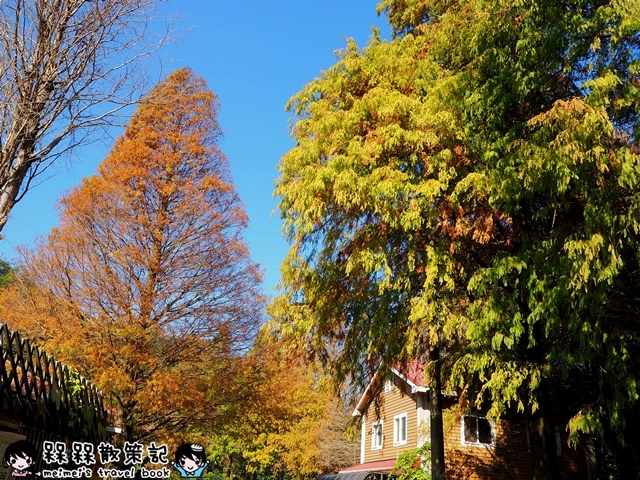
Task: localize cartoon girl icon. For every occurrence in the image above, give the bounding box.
[171,443,209,478]
[3,440,37,477]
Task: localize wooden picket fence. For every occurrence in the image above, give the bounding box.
[0,323,106,442]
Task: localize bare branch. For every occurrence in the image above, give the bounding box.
[0,0,168,233]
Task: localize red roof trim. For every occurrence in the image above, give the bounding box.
[352,361,429,416]
[338,459,397,473]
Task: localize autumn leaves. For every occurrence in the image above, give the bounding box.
[2,68,264,440]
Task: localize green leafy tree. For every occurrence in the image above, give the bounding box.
[274,1,640,479]
[272,27,460,479]
[0,259,14,287]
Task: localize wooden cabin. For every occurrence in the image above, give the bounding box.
[331,362,596,480]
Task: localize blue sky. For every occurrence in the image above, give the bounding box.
[0,1,390,297]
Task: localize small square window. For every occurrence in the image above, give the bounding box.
[384,378,394,393]
[461,415,495,447]
[372,421,383,450]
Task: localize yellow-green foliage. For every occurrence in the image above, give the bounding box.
[275,0,640,451]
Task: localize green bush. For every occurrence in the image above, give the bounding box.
[391,444,431,480]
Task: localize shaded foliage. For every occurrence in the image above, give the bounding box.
[0,259,15,287]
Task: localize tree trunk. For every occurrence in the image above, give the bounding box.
[519,302,562,480]
[526,380,562,480]
[615,442,636,479]
[527,410,561,479]
[430,346,446,480]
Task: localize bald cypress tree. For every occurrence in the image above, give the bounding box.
[274,1,640,479]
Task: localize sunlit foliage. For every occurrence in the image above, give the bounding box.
[274,0,640,478]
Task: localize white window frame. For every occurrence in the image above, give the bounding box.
[393,413,408,446]
[460,414,495,447]
[371,421,383,450]
[384,378,394,393]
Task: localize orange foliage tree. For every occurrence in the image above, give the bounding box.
[206,337,359,479]
[1,67,264,441]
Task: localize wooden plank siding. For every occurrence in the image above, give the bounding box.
[358,371,593,479]
[444,410,591,479]
[444,407,525,480]
[361,377,427,464]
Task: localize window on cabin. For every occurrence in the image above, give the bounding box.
[372,421,383,450]
[384,378,394,393]
[461,415,494,447]
[393,413,407,446]
[525,424,562,456]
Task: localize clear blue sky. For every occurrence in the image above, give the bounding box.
[0,0,390,297]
